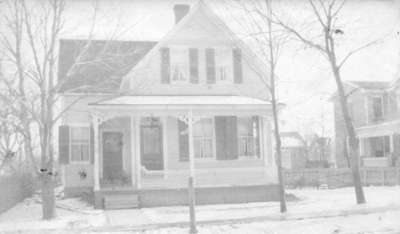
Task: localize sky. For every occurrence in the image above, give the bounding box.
[2,0,399,138]
[59,0,400,137]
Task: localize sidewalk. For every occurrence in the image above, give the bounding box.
[0,187,398,233]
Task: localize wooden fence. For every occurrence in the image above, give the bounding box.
[0,173,34,213]
[284,167,400,188]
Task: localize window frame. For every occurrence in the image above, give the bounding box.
[371,95,384,120]
[237,116,261,159]
[215,47,233,84]
[170,46,190,84]
[193,117,216,161]
[69,124,91,164]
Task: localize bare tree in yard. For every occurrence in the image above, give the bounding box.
[226,0,289,212]
[0,0,132,219]
[262,0,375,204]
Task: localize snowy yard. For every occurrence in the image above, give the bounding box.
[0,186,399,233]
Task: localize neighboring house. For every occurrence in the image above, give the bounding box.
[305,135,332,168]
[332,80,400,168]
[281,132,307,169]
[58,2,278,209]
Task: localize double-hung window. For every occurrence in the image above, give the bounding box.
[215,48,232,83]
[372,96,383,120]
[237,117,260,158]
[171,47,188,83]
[70,126,90,163]
[193,118,214,159]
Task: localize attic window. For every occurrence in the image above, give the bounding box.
[171,47,188,83]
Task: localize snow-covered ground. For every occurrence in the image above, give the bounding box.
[0,186,399,233]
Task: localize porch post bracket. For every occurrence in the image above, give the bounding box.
[176,114,202,125]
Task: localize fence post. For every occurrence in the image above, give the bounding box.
[381,168,385,186]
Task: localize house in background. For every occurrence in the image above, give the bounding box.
[332,80,400,168]
[305,135,332,168]
[57,2,278,209]
[280,132,307,169]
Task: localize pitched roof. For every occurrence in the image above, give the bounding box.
[58,39,156,93]
[347,81,391,90]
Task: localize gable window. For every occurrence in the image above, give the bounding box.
[193,118,214,159]
[70,126,90,162]
[372,96,383,120]
[215,48,232,83]
[237,117,260,158]
[171,47,188,82]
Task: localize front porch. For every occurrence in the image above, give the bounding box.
[88,96,277,204]
[356,121,400,167]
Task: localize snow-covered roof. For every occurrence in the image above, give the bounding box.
[90,95,271,107]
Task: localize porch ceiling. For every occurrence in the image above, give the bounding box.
[356,120,400,138]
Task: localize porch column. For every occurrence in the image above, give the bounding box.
[162,116,169,179]
[130,115,136,187]
[135,116,142,189]
[359,137,365,156]
[92,116,100,191]
[187,109,197,233]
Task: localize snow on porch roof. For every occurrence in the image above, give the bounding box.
[89,95,273,108]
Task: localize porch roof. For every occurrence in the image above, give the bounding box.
[356,120,400,138]
[90,95,272,107]
[88,95,275,116]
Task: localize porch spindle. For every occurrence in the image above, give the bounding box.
[187,110,197,234]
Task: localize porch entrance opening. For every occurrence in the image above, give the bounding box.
[141,117,164,170]
[102,131,124,181]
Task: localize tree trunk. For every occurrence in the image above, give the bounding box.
[330,58,366,204]
[41,173,55,220]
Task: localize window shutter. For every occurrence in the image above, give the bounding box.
[59,125,70,164]
[189,48,199,84]
[233,48,243,84]
[215,116,238,160]
[90,125,94,164]
[225,116,238,159]
[215,117,226,160]
[178,119,189,161]
[160,47,170,84]
[206,48,216,84]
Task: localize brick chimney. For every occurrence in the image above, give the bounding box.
[173,4,190,24]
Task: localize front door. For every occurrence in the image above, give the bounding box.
[141,119,163,170]
[102,131,124,180]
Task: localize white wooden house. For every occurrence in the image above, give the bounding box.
[58,1,278,208]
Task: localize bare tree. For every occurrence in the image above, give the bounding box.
[0,0,136,219]
[261,0,372,204]
[226,0,289,212]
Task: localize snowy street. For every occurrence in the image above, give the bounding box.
[0,187,398,234]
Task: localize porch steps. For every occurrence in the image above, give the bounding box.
[103,194,140,209]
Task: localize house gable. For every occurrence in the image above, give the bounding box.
[120,1,270,100]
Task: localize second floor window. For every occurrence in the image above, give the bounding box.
[216,48,231,83]
[372,96,383,120]
[171,47,188,82]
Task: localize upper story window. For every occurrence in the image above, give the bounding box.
[372,96,384,120]
[70,126,90,163]
[170,47,188,83]
[215,48,232,83]
[160,47,243,85]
